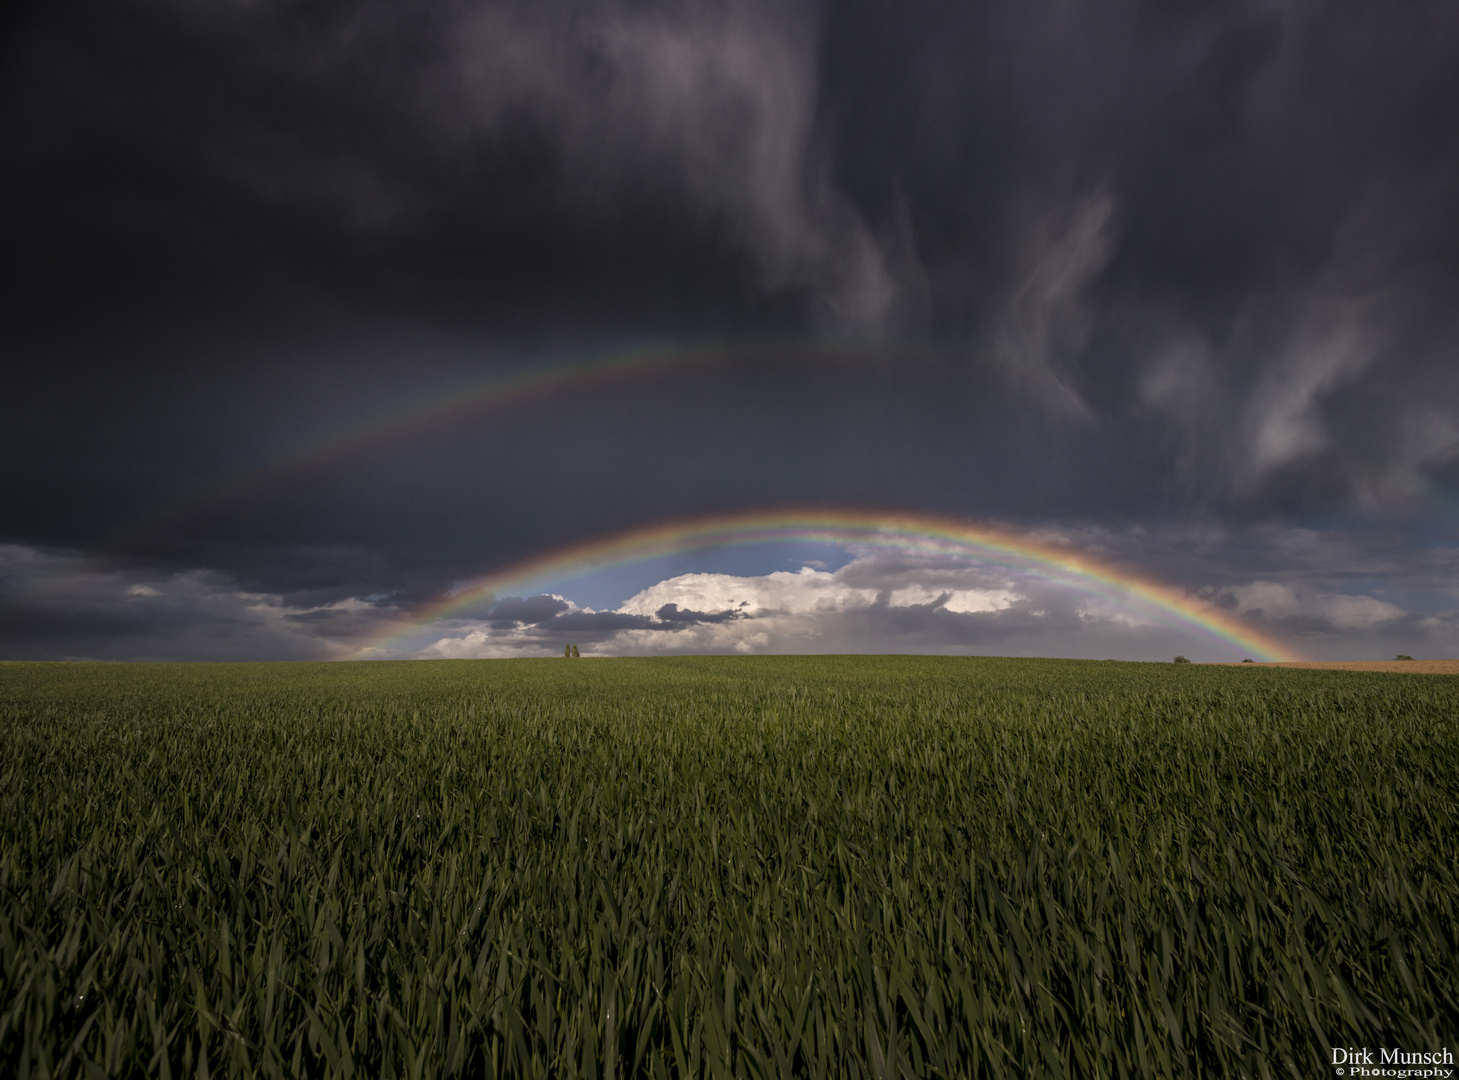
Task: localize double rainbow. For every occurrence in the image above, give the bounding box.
[347,509,1299,660]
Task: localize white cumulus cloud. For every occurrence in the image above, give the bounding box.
[415,552,1222,660]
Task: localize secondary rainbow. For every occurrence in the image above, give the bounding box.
[347,509,1300,660]
[113,338,877,545]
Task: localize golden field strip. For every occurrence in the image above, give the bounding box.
[1231,659,1459,674]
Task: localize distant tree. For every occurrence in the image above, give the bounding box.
[1241,658,1254,663]
[564,644,571,658]
[1173,655,1191,664]
[572,645,580,658]
[1395,654,1414,661]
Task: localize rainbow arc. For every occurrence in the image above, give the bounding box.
[348,509,1299,661]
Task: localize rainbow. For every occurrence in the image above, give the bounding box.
[347,509,1300,660]
[113,338,876,544]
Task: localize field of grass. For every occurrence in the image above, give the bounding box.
[1,656,1455,1078]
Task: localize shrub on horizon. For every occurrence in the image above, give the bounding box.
[1173,655,1191,664]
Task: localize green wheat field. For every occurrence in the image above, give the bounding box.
[2,656,1455,1078]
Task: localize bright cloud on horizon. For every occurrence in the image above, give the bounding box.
[415,556,1247,660]
[421,561,1030,658]
[613,565,1017,618]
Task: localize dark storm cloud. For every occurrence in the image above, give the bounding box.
[2,0,900,338]
[0,544,363,660]
[3,0,1459,658]
[651,603,742,626]
[481,594,572,628]
[461,594,743,637]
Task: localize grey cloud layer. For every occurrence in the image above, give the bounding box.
[7,523,1459,661]
[0,546,352,661]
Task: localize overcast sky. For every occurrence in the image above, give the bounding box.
[4,0,1459,662]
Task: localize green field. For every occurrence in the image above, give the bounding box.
[1,657,1455,1078]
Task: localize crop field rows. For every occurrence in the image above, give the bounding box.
[1,656,1455,1077]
